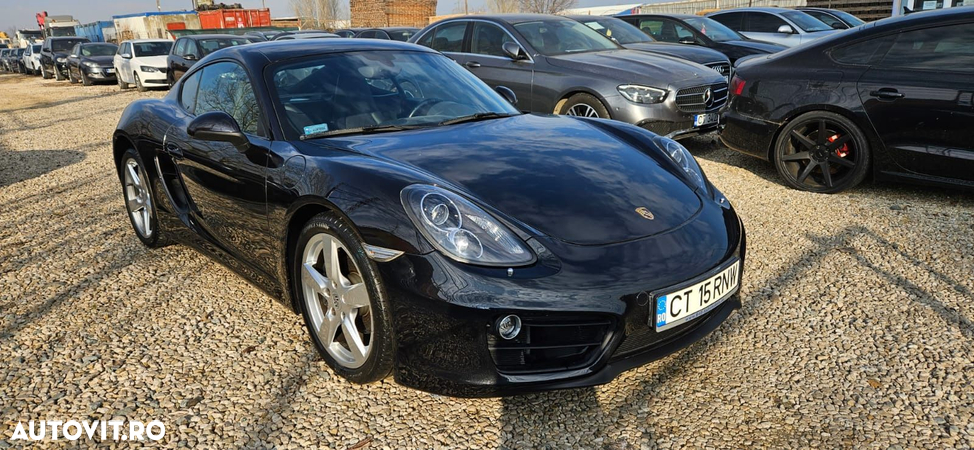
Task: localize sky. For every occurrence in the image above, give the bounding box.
[2,0,630,33]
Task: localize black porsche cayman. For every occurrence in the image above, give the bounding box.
[111,39,746,396]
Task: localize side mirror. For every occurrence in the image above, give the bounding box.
[777,25,796,34]
[185,54,198,61]
[70,54,77,58]
[502,42,528,61]
[121,53,132,59]
[495,86,517,106]
[678,37,696,45]
[187,111,249,149]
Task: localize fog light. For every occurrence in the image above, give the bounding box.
[496,315,521,340]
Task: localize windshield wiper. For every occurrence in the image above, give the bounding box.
[301,124,422,140]
[438,112,518,126]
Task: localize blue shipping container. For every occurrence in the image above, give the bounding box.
[74,21,114,42]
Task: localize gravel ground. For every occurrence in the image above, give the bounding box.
[1,72,973,449]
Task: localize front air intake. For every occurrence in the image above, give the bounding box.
[487,315,614,374]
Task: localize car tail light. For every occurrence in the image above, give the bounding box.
[730,76,746,96]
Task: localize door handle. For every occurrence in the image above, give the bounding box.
[165,142,184,157]
[465,61,481,68]
[869,89,904,100]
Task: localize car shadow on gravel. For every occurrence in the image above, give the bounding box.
[0,149,86,188]
[2,89,129,114]
[496,224,972,448]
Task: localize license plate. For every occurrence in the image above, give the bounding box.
[694,113,718,127]
[654,260,740,332]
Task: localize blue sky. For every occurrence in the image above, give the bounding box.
[3,0,629,32]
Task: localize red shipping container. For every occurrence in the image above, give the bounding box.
[198,8,271,29]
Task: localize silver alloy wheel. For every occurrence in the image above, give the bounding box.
[123,159,153,238]
[567,103,600,118]
[302,233,373,369]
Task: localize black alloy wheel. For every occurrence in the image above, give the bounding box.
[773,111,870,194]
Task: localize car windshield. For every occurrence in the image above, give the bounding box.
[577,17,652,44]
[198,38,251,56]
[781,11,834,32]
[52,39,85,52]
[81,44,117,57]
[514,19,621,56]
[683,17,744,42]
[388,30,418,41]
[133,42,173,56]
[271,51,520,139]
[829,10,865,26]
[32,44,41,52]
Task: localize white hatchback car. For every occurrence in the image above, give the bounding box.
[114,39,173,91]
[23,43,42,75]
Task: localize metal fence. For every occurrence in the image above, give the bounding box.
[631,0,807,15]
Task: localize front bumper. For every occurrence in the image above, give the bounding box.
[377,201,746,397]
[137,68,168,84]
[83,66,117,80]
[607,86,727,140]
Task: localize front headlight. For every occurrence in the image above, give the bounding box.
[83,61,99,68]
[618,85,667,104]
[401,185,534,266]
[140,66,159,73]
[653,136,707,191]
[56,57,66,63]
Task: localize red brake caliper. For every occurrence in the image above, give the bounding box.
[829,134,849,158]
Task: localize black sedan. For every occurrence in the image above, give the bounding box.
[353,27,420,41]
[615,14,786,64]
[721,8,974,193]
[568,15,731,80]
[112,39,745,396]
[168,34,253,85]
[67,42,118,85]
[796,7,865,29]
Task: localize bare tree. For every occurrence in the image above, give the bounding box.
[518,0,577,14]
[487,0,522,13]
[291,0,348,30]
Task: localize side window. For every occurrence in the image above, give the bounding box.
[430,22,467,53]
[195,62,263,136]
[71,44,80,56]
[673,23,697,40]
[711,12,744,31]
[415,29,434,48]
[175,40,187,56]
[359,31,375,38]
[470,22,514,57]
[747,13,788,33]
[879,23,974,72]
[830,35,894,65]
[180,70,202,114]
[637,19,665,40]
[124,43,132,55]
[807,11,843,29]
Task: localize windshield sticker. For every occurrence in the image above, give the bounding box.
[303,123,329,136]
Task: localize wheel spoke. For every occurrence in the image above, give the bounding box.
[126,196,143,212]
[321,313,340,345]
[343,283,370,309]
[781,151,811,162]
[790,131,817,150]
[342,315,368,362]
[302,263,329,294]
[126,164,141,188]
[796,161,817,184]
[817,119,827,145]
[828,155,855,168]
[826,134,851,151]
[819,161,833,188]
[322,238,343,287]
[142,208,152,236]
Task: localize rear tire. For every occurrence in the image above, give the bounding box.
[118,148,170,248]
[772,111,870,194]
[293,213,395,384]
[555,93,610,119]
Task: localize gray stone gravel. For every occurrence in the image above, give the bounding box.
[1,73,973,448]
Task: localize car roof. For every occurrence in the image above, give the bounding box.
[220,38,436,63]
[458,14,575,24]
[620,13,699,19]
[710,7,799,13]
[182,34,252,40]
[862,6,974,30]
[124,39,172,44]
[565,15,625,21]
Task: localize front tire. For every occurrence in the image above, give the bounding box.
[41,64,51,79]
[293,213,395,384]
[773,111,870,194]
[81,70,92,86]
[117,70,129,89]
[54,65,65,81]
[119,148,169,248]
[68,68,78,83]
[134,73,147,92]
[555,93,610,119]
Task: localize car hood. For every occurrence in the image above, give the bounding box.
[84,55,114,65]
[135,55,168,67]
[624,42,727,65]
[721,39,787,54]
[546,50,720,88]
[314,114,703,245]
